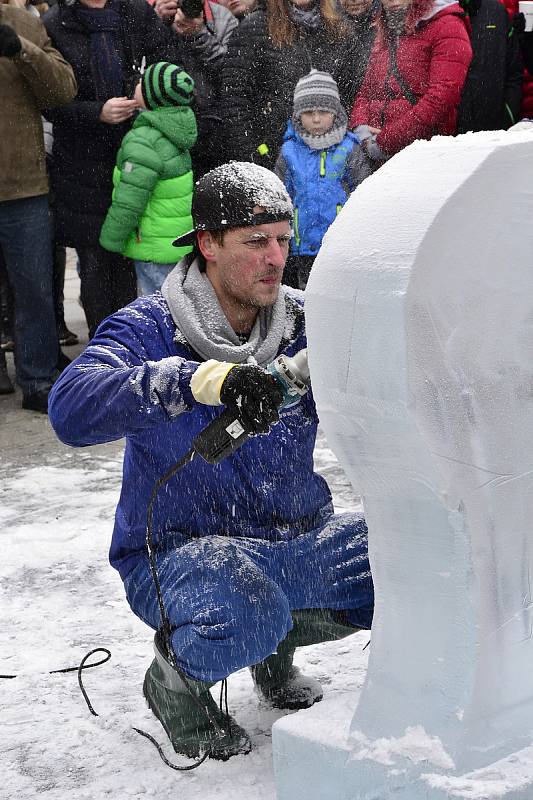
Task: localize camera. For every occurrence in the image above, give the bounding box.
[180,0,204,18]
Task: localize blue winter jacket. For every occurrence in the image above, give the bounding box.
[276,123,367,256]
[48,291,332,581]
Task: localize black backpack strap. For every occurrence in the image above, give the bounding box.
[387,33,418,106]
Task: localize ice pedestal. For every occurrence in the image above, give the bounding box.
[273,131,533,800]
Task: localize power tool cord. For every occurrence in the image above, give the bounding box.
[1,446,235,772]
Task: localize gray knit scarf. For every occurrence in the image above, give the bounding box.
[162,258,290,366]
[293,111,348,150]
[286,1,321,31]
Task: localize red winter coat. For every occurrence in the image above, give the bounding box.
[349,0,472,155]
[502,0,533,118]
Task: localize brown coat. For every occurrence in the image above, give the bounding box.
[0,5,76,202]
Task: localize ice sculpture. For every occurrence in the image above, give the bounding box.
[273,130,533,800]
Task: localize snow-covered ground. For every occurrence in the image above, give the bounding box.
[1,429,370,800]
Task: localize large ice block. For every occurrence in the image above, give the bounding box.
[273,130,533,799]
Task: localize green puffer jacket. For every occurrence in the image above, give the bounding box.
[99,105,197,264]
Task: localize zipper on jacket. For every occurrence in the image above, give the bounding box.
[336,204,343,215]
[320,151,326,177]
[293,208,300,247]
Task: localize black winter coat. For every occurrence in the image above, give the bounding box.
[338,10,377,111]
[220,8,362,168]
[43,0,179,247]
[457,0,522,133]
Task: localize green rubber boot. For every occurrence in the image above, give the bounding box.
[143,633,251,760]
[251,609,358,710]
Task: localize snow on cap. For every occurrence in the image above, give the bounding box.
[172,161,293,247]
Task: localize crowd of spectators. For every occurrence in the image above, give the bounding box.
[0,0,530,412]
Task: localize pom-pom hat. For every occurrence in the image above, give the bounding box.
[292,69,343,118]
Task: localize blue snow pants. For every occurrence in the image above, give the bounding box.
[123,511,374,682]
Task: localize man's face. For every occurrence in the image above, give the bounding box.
[217,0,256,17]
[200,219,292,311]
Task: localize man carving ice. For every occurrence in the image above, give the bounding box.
[48,162,374,761]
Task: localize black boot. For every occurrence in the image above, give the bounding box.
[57,320,79,347]
[0,347,14,394]
[143,632,251,760]
[251,609,358,710]
[21,389,49,413]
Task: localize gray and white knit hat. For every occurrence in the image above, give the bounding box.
[292,69,343,119]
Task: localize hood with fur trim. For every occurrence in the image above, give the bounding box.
[379,0,464,35]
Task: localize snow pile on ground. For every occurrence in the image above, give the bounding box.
[1,434,368,800]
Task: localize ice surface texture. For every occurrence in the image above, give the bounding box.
[274,129,533,799]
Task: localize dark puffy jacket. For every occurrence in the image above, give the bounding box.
[337,6,378,106]
[171,1,237,174]
[172,1,237,119]
[457,0,522,132]
[221,6,359,168]
[350,0,472,155]
[43,0,179,247]
[503,0,533,119]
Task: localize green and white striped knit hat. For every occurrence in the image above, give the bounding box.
[141,62,195,110]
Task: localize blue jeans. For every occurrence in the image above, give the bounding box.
[123,512,374,682]
[0,195,58,395]
[134,261,175,296]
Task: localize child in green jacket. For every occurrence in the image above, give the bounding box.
[100,62,197,295]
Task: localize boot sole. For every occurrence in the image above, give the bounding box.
[256,685,324,710]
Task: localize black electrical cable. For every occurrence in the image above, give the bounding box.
[75,649,211,771]
[0,648,111,681]
[1,446,234,773]
[144,447,236,762]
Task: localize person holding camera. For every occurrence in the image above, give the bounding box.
[154,0,238,176]
[42,0,180,339]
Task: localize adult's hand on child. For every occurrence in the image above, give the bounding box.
[99,97,137,125]
[173,8,204,35]
[154,0,178,21]
[353,124,381,142]
[364,138,387,163]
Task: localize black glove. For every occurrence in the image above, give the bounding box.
[0,24,22,58]
[220,364,284,435]
[521,30,533,74]
[513,11,526,35]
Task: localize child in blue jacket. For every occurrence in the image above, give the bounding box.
[275,70,371,290]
